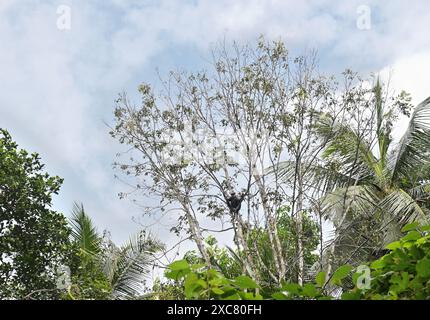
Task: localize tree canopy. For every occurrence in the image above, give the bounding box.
[0,129,70,299]
[2,39,430,301]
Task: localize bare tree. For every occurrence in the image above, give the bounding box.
[110,38,355,285]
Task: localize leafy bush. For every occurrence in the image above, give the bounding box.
[247,207,320,286]
[353,223,430,300]
[178,208,320,290]
[165,260,263,300]
[0,129,71,299]
[183,236,243,280]
[165,223,430,300]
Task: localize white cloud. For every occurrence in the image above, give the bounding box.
[379,52,430,142]
[1,0,430,247]
[381,53,430,105]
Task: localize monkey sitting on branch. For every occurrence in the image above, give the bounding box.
[226,191,246,216]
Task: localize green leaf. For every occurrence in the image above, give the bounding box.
[222,293,241,300]
[272,292,288,300]
[281,283,301,295]
[239,291,261,300]
[401,222,419,233]
[211,288,224,295]
[302,283,318,298]
[234,275,259,289]
[397,271,409,291]
[196,279,208,289]
[190,263,206,270]
[165,269,187,280]
[209,278,223,287]
[168,260,190,271]
[165,260,191,280]
[341,291,361,300]
[184,273,200,298]
[416,258,430,278]
[330,265,352,285]
[401,230,421,242]
[315,271,326,287]
[206,269,222,279]
[385,241,401,251]
[370,259,385,269]
[421,225,430,231]
[254,293,264,300]
[416,235,430,245]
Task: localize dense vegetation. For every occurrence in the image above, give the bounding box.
[163,223,430,300]
[1,39,430,300]
[0,129,70,299]
[0,130,162,299]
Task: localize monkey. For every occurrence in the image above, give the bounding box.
[226,191,246,216]
[226,190,246,248]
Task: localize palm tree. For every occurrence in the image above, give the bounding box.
[70,202,101,256]
[101,230,164,299]
[278,82,430,269]
[69,202,164,299]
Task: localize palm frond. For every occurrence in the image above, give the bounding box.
[408,182,430,201]
[321,185,380,227]
[316,113,377,178]
[109,231,164,299]
[391,96,430,183]
[274,160,357,192]
[380,189,427,225]
[70,202,101,255]
[225,245,244,268]
[380,189,429,243]
[374,79,391,170]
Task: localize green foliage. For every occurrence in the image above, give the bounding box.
[164,258,331,300]
[67,205,164,299]
[51,202,166,300]
[70,202,101,255]
[0,129,71,299]
[179,208,320,290]
[355,223,430,299]
[165,224,430,300]
[312,224,430,300]
[331,265,353,286]
[273,282,328,300]
[310,224,430,300]
[183,236,242,280]
[67,204,112,300]
[66,247,112,300]
[102,230,164,299]
[277,207,320,280]
[148,278,185,300]
[316,90,430,269]
[247,206,319,286]
[165,259,263,300]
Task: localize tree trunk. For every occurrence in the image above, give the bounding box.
[182,201,211,267]
[232,213,259,282]
[296,167,304,286]
[253,173,286,284]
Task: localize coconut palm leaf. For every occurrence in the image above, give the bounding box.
[321,185,380,227]
[317,113,377,178]
[391,96,430,183]
[408,182,430,201]
[108,231,164,299]
[70,202,101,255]
[225,245,244,269]
[274,160,358,192]
[379,189,429,236]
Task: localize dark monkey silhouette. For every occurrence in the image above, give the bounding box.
[227,191,246,215]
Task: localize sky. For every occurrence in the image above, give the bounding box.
[1,0,430,251]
